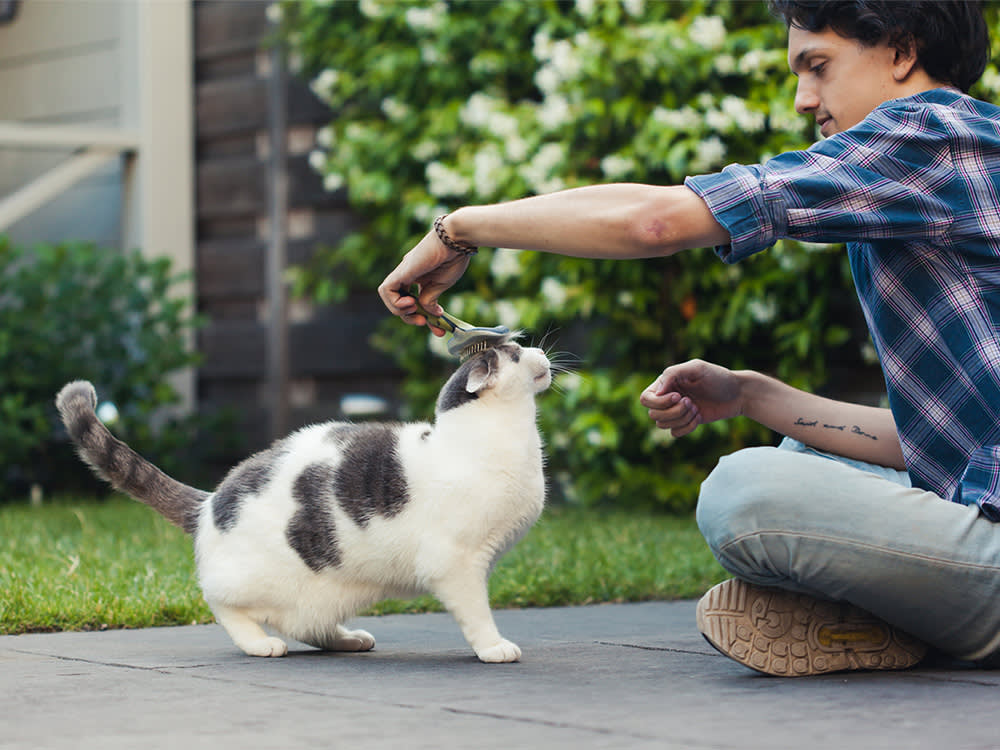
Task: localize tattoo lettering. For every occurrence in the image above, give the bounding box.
[793,417,878,441]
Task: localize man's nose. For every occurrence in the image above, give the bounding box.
[794,79,819,114]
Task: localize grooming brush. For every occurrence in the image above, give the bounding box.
[408,295,510,360]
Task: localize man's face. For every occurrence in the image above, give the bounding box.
[787,24,901,137]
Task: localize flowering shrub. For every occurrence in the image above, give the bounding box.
[278,0,1000,511]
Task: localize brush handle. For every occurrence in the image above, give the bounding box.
[405,290,473,332]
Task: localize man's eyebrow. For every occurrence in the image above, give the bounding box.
[790,45,826,73]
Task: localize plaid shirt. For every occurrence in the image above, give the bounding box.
[685,88,1000,520]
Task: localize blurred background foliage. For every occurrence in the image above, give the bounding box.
[280,0,1000,511]
[0,239,234,500]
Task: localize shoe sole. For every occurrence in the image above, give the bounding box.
[696,579,927,677]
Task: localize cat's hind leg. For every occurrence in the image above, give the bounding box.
[431,572,521,663]
[301,624,376,653]
[212,605,288,657]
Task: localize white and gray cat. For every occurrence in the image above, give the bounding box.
[56,340,551,662]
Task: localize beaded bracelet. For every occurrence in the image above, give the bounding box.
[433,214,479,256]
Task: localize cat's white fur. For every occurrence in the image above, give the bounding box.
[57,342,550,662]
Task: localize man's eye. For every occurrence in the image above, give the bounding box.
[810,62,826,75]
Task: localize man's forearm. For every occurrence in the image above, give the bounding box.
[446,183,729,259]
[740,370,906,470]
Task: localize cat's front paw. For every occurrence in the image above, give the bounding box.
[476,638,521,663]
[243,636,289,657]
[332,628,376,652]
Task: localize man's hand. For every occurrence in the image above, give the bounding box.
[640,359,745,437]
[377,228,471,328]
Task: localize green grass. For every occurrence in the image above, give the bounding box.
[0,496,727,634]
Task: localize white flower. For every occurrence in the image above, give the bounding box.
[652,106,701,130]
[533,30,553,63]
[308,149,326,172]
[550,40,582,79]
[714,54,736,75]
[737,49,783,76]
[689,15,725,50]
[490,112,520,139]
[541,277,569,308]
[316,126,334,148]
[420,43,441,64]
[622,0,645,17]
[534,65,562,94]
[649,426,675,445]
[473,146,504,198]
[537,94,572,130]
[558,371,583,393]
[600,154,636,180]
[586,428,604,446]
[861,341,879,365]
[405,3,445,32]
[535,142,566,171]
[265,3,282,24]
[575,0,596,16]
[460,92,497,129]
[504,135,529,162]
[747,297,777,324]
[381,97,410,121]
[323,173,344,192]
[412,140,438,161]
[490,248,522,281]
[617,290,635,307]
[493,300,520,329]
[428,330,451,358]
[359,0,385,18]
[412,202,448,223]
[982,67,1000,94]
[96,402,119,425]
[705,109,731,132]
[309,69,339,99]
[521,143,567,194]
[721,96,765,132]
[426,161,471,198]
[691,136,726,172]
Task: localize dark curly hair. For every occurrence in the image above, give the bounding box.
[768,1,990,93]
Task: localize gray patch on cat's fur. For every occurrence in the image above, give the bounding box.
[325,424,361,443]
[213,450,276,532]
[436,348,501,413]
[287,462,342,572]
[333,424,410,527]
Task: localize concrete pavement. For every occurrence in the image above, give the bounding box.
[2,601,998,750]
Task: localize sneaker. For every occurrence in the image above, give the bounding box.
[696,579,927,677]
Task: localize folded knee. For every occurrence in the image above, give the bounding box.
[696,447,798,554]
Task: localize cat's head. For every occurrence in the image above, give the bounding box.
[435,340,551,414]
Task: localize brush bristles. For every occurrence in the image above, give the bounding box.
[459,340,492,361]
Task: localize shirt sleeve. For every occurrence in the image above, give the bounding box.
[685,101,961,263]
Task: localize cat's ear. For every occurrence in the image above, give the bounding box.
[465,350,499,394]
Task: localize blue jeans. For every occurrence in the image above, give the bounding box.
[696,438,1000,663]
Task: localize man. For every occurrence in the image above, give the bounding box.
[378,1,1000,676]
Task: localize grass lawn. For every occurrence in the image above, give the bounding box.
[0,495,727,635]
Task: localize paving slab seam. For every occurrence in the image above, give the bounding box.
[438,706,659,742]
[596,640,718,656]
[173,670,662,742]
[7,649,175,674]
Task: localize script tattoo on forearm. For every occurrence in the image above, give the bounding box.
[793,417,878,441]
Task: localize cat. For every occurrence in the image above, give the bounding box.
[56,340,551,663]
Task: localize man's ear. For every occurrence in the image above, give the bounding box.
[465,350,499,394]
[890,33,920,81]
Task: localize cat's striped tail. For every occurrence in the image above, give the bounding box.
[56,381,208,534]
